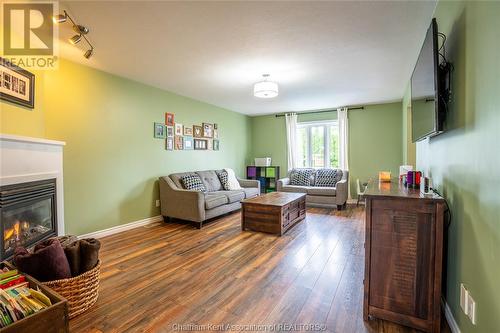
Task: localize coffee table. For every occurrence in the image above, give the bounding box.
[241,192,306,236]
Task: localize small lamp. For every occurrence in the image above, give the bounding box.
[378,171,391,183]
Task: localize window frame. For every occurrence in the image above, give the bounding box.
[297,120,339,169]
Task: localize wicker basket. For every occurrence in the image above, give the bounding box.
[43,260,101,319]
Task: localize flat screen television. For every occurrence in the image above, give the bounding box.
[411,18,446,142]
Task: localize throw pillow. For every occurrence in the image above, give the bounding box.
[224,168,243,190]
[181,174,206,192]
[216,170,230,190]
[315,169,343,187]
[290,169,314,186]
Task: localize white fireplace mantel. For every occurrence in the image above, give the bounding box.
[0,134,66,235]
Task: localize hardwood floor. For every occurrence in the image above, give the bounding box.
[70,206,450,333]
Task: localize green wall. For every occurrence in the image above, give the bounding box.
[251,102,403,196]
[415,1,500,331]
[1,59,251,235]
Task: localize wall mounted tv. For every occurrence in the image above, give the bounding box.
[411,18,450,142]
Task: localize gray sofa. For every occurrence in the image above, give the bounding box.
[277,169,349,210]
[159,170,260,228]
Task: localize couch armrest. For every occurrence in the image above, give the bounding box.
[277,178,290,191]
[237,178,260,192]
[159,177,205,222]
[335,178,348,205]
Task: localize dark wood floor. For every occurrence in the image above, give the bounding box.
[70,206,450,332]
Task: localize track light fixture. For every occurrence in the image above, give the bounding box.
[52,10,95,59]
[69,34,82,45]
[52,13,67,24]
[84,48,94,59]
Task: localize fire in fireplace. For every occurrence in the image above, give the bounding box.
[0,179,57,260]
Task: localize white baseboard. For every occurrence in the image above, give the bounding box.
[442,299,461,333]
[78,215,163,239]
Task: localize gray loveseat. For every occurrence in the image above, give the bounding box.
[277,169,349,210]
[159,170,260,228]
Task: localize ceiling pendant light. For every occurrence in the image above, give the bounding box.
[254,74,279,98]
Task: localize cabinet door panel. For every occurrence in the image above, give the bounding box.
[369,203,435,320]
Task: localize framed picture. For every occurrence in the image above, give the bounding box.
[166,126,174,137]
[183,126,193,136]
[193,125,203,138]
[214,123,218,129]
[166,137,173,150]
[194,139,207,150]
[174,135,183,150]
[207,139,213,150]
[213,129,219,139]
[203,123,213,138]
[165,113,174,126]
[213,140,220,151]
[175,123,183,136]
[0,57,35,108]
[183,136,194,150]
[154,123,166,139]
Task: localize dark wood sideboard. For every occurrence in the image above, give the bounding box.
[363,180,446,333]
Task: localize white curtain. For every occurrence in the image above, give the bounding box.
[285,113,298,171]
[338,107,350,198]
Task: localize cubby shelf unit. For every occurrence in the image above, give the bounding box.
[246,166,280,194]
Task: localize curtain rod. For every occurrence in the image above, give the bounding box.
[274,106,364,118]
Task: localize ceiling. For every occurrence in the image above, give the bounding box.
[59,1,436,115]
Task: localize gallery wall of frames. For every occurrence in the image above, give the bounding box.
[154,113,220,151]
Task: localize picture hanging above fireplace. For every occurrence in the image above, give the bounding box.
[0,57,35,109]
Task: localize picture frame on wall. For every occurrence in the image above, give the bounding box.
[213,129,219,139]
[193,125,203,138]
[174,135,183,150]
[0,57,35,108]
[165,113,174,126]
[175,123,183,136]
[207,139,213,150]
[166,126,174,137]
[214,123,218,129]
[213,140,220,151]
[194,139,207,150]
[203,123,213,138]
[166,137,174,150]
[183,126,193,136]
[154,122,166,139]
[183,136,194,150]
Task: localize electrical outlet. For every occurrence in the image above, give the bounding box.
[467,293,477,325]
[155,200,160,207]
[460,283,469,315]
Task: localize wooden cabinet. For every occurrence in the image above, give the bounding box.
[363,180,445,333]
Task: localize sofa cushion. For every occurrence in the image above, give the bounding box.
[227,190,245,203]
[307,186,336,196]
[315,169,343,187]
[180,174,207,192]
[290,169,315,186]
[280,185,308,193]
[204,193,228,209]
[196,170,223,192]
[243,187,260,199]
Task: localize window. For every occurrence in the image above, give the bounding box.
[297,121,339,168]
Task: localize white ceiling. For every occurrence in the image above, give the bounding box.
[59,1,436,115]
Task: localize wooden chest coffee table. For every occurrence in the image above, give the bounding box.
[241,192,306,236]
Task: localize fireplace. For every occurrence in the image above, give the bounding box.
[0,179,57,260]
